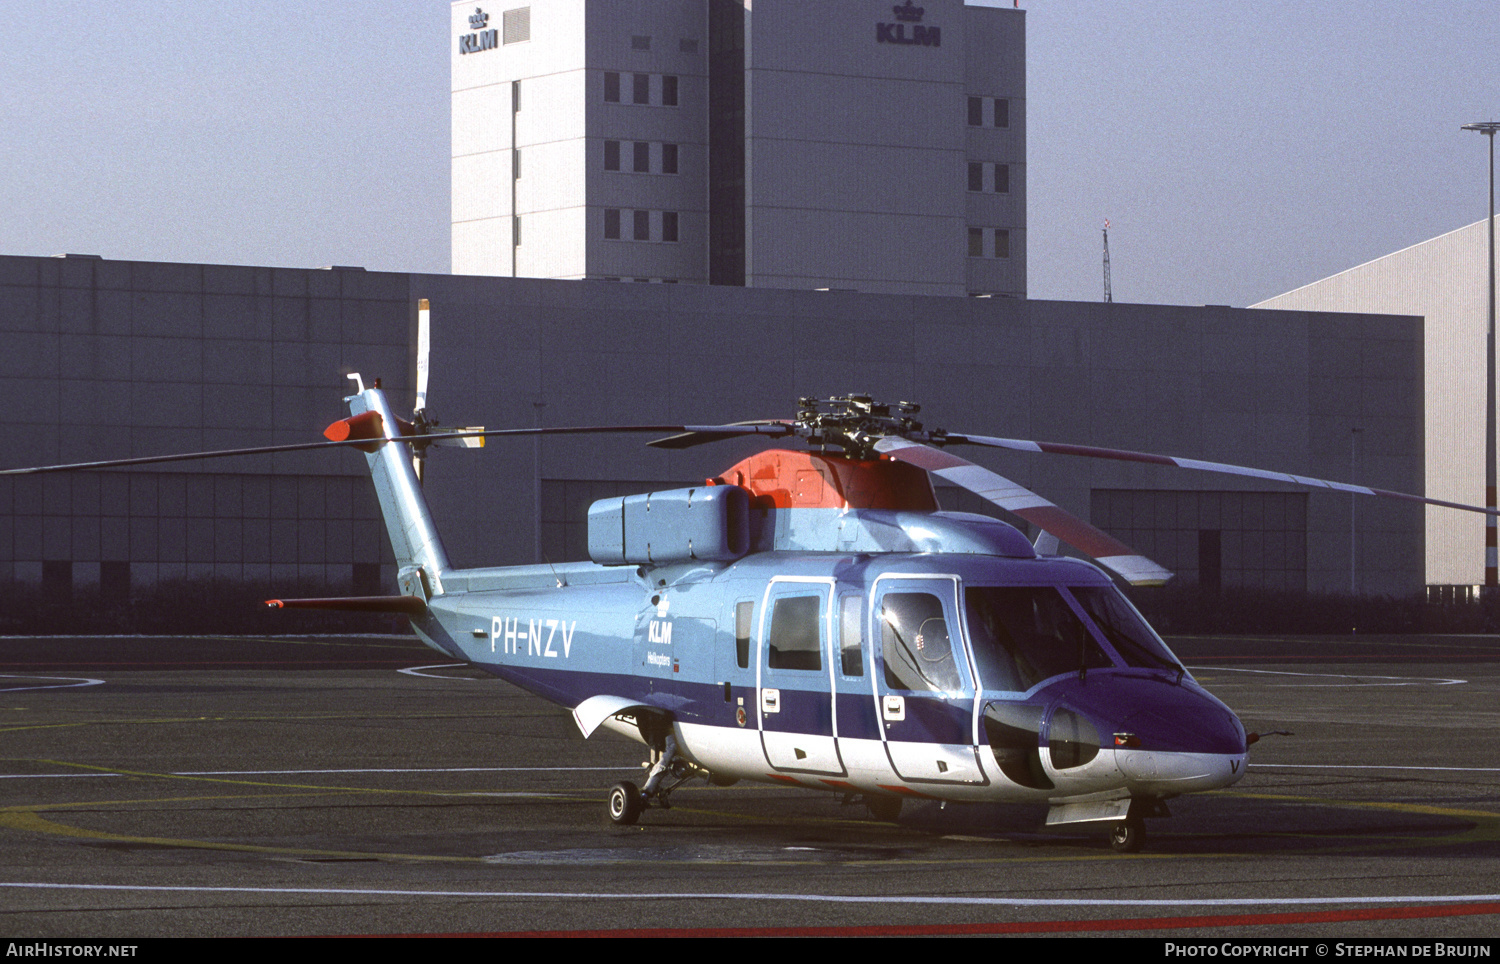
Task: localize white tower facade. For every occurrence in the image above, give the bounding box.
[451,0,1025,297]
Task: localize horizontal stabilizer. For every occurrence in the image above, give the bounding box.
[265,595,428,615]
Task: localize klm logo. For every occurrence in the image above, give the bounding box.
[459,7,498,55]
[877,2,940,48]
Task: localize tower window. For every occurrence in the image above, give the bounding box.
[967,96,1010,128]
[604,72,620,102]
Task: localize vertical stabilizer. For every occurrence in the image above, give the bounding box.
[328,385,451,597]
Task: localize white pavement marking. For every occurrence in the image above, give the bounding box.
[2,881,1500,908]
[1,766,633,779]
[0,675,105,693]
[1197,666,1466,687]
[178,766,635,775]
[1251,763,1500,773]
[398,663,475,679]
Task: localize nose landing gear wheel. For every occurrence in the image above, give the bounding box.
[1109,818,1145,853]
[608,781,643,825]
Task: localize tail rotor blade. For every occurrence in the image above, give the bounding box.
[415,298,431,414]
[874,437,1172,586]
[433,427,486,449]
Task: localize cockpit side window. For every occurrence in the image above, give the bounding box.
[880,592,961,694]
[1068,586,1183,672]
[964,587,1110,691]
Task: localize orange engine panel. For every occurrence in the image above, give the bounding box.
[713,449,937,511]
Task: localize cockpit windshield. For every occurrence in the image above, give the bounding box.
[963,584,1184,691]
[1068,585,1183,673]
[964,587,1111,691]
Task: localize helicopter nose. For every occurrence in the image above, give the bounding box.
[1086,675,1248,791]
[1106,677,1246,756]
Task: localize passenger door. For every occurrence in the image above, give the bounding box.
[870,574,987,786]
[757,576,845,776]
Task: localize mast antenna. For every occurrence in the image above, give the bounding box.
[1102,219,1113,303]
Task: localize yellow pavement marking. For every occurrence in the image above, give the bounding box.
[0,809,484,864]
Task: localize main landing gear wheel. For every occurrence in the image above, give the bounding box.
[608,781,643,825]
[1109,818,1145,853]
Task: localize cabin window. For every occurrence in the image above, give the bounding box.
[880,592,960,694]
[735,600,753,669]
[964,587,1110,691]
[839,594,864,677]
[767,595,821,671]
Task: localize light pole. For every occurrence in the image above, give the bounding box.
[1463,122,1499,597]
[534,400,546,563]
[1350,426,1361,595]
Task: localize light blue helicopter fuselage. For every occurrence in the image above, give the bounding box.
[347,385,1248,834]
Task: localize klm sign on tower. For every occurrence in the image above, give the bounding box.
[459,7,498,55]
[877,1,940,47]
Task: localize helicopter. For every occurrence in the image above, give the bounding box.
[6,306,1490,854]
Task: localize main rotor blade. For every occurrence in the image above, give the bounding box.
[648,421,793,449]
[946,433,1500,517]
[0,422,795,476]
[874,438,1172,586]
[0,438,398,476]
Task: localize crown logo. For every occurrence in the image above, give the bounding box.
[893,1,924,23]
[469,7,489,30]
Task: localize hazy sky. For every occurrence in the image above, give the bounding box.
[3,1,1496,307]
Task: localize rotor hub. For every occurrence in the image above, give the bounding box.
[793,395,945,459]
